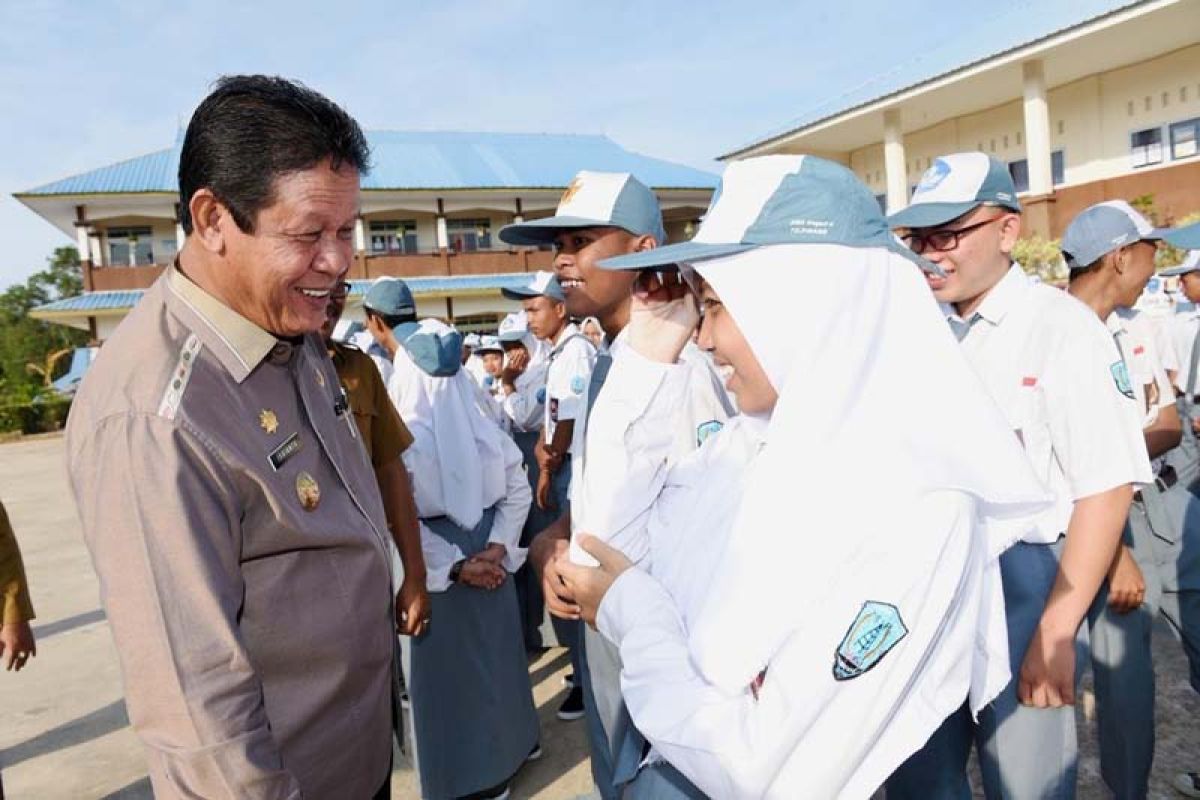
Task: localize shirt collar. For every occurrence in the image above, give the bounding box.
[969,263,1027,327]
[551,322,581,351]
[165,261,278,383]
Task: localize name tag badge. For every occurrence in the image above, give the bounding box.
[268,432,302,471]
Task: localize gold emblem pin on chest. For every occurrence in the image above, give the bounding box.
[259,409,279,434]
[296,471,320,511]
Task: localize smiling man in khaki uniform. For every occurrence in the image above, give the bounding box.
[66,76,395,799]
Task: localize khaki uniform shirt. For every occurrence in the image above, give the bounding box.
[66,266,394,800]
[329,341,413,467]
[0,500,35,625]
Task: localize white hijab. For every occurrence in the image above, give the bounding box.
[390,319,508,529]
[682,243,1051,699]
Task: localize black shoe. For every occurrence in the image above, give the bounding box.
[1174,772,1200,798]
[556,686,585,721]
[562,672,576,689]
[526,742,543,762]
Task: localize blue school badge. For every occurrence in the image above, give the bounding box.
[832,601,908,681]
[916,158,951,193]
[1110,361,1135,399]
[536,387,546,404]
[696,419,724,446]
[571,375,587,395]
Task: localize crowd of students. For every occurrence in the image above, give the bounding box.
[327,156,1200,799]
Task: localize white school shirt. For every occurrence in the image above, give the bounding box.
[1108,308,1175,429]
[569,331,736,566]
[500,357,549,434]
[543,323,596,455]
[949,265,1151,544]
[591,350,1002,798]
[1169,305,1200,395]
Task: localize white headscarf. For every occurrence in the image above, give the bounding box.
[390,319,508,529]
[682,243,1051,700]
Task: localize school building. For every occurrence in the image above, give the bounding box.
[721,0,1200,238]
[19,131,716,340]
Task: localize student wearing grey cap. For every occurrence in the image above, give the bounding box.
[1148,224,1200,799]
[500,170,733,798]
[1062,200,1180,799]
[361,276,417,386]
[885,153,1152,800]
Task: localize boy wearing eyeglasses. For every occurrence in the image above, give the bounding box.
[884,153,1152,800]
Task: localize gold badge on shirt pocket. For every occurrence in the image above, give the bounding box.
[258,409,279,435]
[295,471,320,511]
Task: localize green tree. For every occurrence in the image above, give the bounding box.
[0,246,88,404]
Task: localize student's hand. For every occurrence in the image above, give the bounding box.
[0,621,36,672]
[459,559,506,590]
[531,534,580,620]
[1018,619,1076,707]
[475,543,507,566]
[627,269,698,365]
[1106,546,1146,614]
[536,470,557,512]
[557,535,634,627]
[501,349,529,383]
[396,576,431,637]
[534,439,557,472]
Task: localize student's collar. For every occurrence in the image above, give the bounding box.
[165,260,279,383]
[945,262,1026,327]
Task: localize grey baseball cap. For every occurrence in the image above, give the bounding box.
[1060,200,1168,269]
[1160,251,1200,277]
[1164,221,1200,251]
[887,153,1022,230]
[499,170,666,246]
[499,271,566,302]
[363,277,416,317]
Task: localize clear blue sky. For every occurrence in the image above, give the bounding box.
[0,0,1005,290]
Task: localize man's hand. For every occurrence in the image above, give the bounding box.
[531,533,580,620]
[534,439,562,473]
[459,559,506,590]
[474,543,507,566]
[627,269,699,365]
[501,349,529,388]
[1018,619,1077,707]
[0,621,36,672]
[557,535,634,627]
[1106,546,1146,614]
[536,469,556,511]
[396,576,431,637]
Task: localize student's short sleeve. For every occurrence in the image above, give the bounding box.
[547,338,596,422]
[1043,313,1153,499]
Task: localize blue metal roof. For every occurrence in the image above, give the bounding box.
[31,274,532,316]
[21,132,716,197]
[722,0,1146,158]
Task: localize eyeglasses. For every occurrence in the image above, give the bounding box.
[901,215,1006,255]
[330,281,351,300]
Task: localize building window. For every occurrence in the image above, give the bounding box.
[1051,150,1065,186]
[1006,150,1065,193]
[1170,118,1199,160]
[368,220,418,254]
[106,226,154,266]
[446,218,493,252]
[1131,127,1164,168]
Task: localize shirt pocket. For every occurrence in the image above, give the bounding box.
[1010,381,1054,487]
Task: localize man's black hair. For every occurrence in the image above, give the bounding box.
[178,74,370,235]
[365,307,416,330]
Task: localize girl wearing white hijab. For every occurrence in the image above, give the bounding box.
[557,156,1052,799]
[390,318,539,800]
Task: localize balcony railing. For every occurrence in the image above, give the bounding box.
[83,249,555,292]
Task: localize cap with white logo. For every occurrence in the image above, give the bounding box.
[1160,250,1200,277]
[474,335,503,355]
[463,333,482,348]
[500,271,566,302]
[598,154,939,274]
[498,170,666,246]
[1163,220,1200,252]
[887,152,1021,230]
[497,311,530,342]
[1060,200,1168,270]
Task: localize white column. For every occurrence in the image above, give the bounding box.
[435,215,449,250]
[74,224,91,263]
[1022,59,1053,196]
[88,232,103,266]
[883,108,908,214]
[354,216,366,253]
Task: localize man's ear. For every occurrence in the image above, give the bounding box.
[189,189,229,255]
[997,213,1023,256]
[630,234,658,254]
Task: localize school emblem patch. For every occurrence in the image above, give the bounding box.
[1110,361,1135,399]
[832,601,908,682]
[571,375,587,395]
[916,158,951,193]
[560,177,583,205]
[696,419,724,446]
[536,387,547,405]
